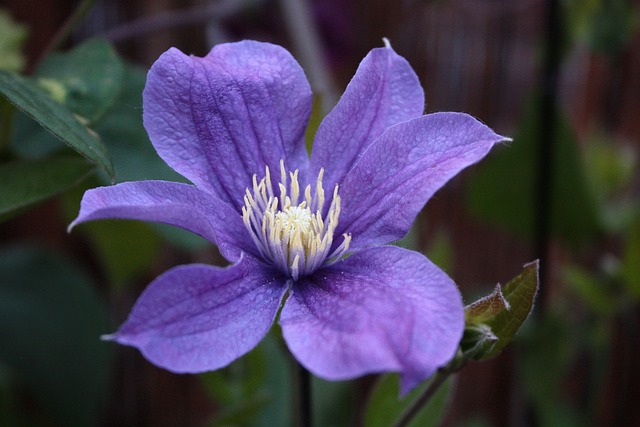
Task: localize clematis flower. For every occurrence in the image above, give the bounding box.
[70,40,506,393]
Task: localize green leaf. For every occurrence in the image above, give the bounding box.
[0,364,30,427]
[583,135,637,202]
[0,70,114,177]
[564,265,617,314]
[251,330,292,427]
[10,38,124,161]
[201,329,291,427]
[0,10,27,72]
[364,373,452,427]
[467,96,602,247]
[80,220,162,288]
[565,0,637,55]
[0,245,111,426]
[313,377,354,427]
[0,156,94,221]
[201,340,268,407]
[462,261,539,361]
[202,346,270,427]
[34,38,124,124]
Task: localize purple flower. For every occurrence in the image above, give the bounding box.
[71,40,505,393]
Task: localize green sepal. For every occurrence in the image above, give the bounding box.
[465,283,510,324]
[460,323,499,361]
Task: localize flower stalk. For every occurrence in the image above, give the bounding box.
[392,353,464,427]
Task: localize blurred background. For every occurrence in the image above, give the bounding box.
[0,0,639,426]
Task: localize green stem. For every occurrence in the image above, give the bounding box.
[391,363,459,427]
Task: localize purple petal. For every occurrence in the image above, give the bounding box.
[310,45,424,189]
[338,112,507,251]
[143,41,312,206]
[107,257,287,373]
[280,246,463,394]
[69,180,253,262]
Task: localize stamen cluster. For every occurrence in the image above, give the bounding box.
[242,161,351,280]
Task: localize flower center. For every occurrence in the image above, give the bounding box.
[275,206,313,234]
[242,160,351,280]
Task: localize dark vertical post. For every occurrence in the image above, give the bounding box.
[524,2,562,425]
[295,361,312,427]
[535,0,562,312]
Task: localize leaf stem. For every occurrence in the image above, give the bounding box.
[295,360,312,427]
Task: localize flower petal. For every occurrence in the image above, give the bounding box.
[338,112,507,250]
[106,257,287,373]
[310,45,424,189]
[143,41,312,206]
[280,246,463,394]
[69,180,253,261]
